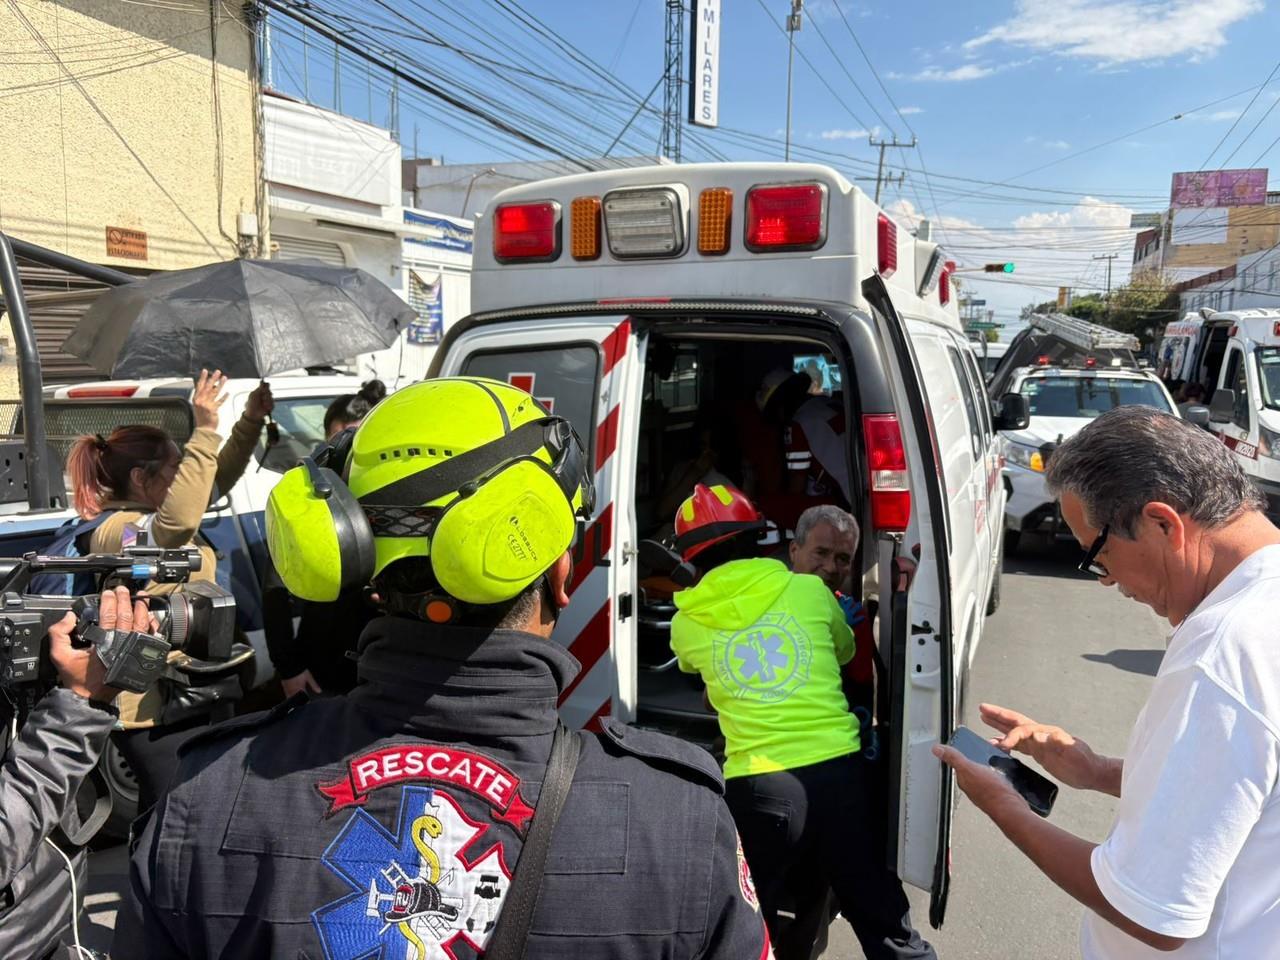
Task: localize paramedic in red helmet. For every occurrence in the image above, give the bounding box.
[118,378,771,960]
[670,483,936,960]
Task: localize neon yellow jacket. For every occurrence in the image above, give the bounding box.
[672,557,860,778]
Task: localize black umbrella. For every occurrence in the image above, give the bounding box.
[63,258,415,379]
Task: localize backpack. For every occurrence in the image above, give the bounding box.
[27,511,116,596]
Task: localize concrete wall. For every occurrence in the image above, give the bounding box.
[1138,204,1280,276]
[0,0,262,269]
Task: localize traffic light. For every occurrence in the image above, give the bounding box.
[983,262,1015,273]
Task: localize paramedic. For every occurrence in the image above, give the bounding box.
[119,377,771,959]
[670,483,935,960]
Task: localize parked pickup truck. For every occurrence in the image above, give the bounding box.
[0,372,366,833]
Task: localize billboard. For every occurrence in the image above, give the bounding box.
[1171,168,1267,208]
[1128,213,1162,230]
[689,0,721,128]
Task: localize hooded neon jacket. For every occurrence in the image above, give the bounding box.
[672,557,860,778]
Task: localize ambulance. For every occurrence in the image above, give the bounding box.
[1157,313,1205,385]
[1183,308,1280,523]
[429,162,1030,926]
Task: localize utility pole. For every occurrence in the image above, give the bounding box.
[1093,252,1119,320]
[868,135,917,205]
[784,0,803,161]
[1093,253,1118,299]
[661,0,685,163]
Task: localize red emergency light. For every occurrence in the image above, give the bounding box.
[493,201,560,262]
[1084,356,1097,368]
[863,414,910,532]
[1036,355,1052,366]
[744,183,826,251]
[939,266,951,306]
[876,213,898,279]
[66,385,138,398]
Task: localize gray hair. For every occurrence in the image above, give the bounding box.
[1044,406,1265,537]
[794,504,860,547]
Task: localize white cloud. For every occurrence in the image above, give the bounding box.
[1044,139,1071,150]
[882,197,1140,325]
[965,0,1263,65]
[820,127,876,140]
[910,64,996,82]
[899,106,924,115]
[1200,109,1242,121]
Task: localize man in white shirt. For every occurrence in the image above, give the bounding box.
[934,405,1280,958]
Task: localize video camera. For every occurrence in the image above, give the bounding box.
[0,546,235,698]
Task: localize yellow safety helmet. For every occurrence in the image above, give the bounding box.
[265,377,594,619]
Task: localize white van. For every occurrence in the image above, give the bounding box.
[1184,309,1280,523]
[1157,313,1205,385]
[429,162,1027,926]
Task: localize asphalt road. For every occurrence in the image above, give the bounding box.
[826,537,1170,960]
[78,538,1168,959]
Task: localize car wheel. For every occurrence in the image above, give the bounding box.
[97,738,140,844]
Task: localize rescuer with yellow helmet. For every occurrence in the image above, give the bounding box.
[119,377,772,960]
[669,482,936,960]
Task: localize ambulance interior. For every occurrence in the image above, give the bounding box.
[632,331,860,746]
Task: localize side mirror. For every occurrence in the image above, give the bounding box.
[1183,404,1211,428]
[993,393,1030,431]
[1209,389,1235,424]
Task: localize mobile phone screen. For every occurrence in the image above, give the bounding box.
[948,725,1059,817]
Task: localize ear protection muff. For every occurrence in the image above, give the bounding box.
[266,457,377,602]
[265,416,594,608]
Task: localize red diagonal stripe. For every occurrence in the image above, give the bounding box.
[600,319,631,376]
[596,405,620,471]
[583,698,612,733]
[559,600,611,705]
[569,502,614,597]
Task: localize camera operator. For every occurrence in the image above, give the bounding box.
[0,586,154,960]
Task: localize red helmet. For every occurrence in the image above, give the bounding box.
[674,483,766,562]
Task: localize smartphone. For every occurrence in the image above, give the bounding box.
[948,725,1058,818]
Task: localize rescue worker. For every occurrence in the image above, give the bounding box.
[118,377,771,959]
[670,483,935,960]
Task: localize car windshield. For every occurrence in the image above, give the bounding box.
[1258,348,1280,410]
[255,395,339,473]
[1019,376,1173,418]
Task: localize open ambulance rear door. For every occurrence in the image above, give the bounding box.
[430,314,648,730]
[862,275,956,926]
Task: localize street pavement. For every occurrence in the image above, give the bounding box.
[79,538,1168,959]
[826,537,1170,960]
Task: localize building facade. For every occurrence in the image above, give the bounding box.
[0,1,264,270]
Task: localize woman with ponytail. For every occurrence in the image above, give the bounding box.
[66,369,274,816]
[322,378,386,439]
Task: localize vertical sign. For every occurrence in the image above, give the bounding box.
[1057,286,1070,309]
[689,0,721,128]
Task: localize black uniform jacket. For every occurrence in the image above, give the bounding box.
[119,616,771,959]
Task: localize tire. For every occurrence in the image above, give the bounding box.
[1002,527,1022,558]
[97,738,140,844]
[986,533,1004,616]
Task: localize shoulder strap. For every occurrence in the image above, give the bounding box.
[484,722,582,960]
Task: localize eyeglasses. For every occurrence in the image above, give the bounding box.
[1078,524,1110,578]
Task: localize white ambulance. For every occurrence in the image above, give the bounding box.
[1185,308,1280,523]
[429,162,1028,925]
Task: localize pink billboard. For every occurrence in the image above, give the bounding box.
[1171,168,1268,208]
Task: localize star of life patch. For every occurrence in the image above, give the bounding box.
[313,785,513,960]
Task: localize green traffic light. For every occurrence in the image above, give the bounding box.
[1003,262,1015,273]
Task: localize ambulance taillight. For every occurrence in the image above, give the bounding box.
[493,201,560,262]
[876,213,898,279]
[863,414,911,533]
[745,183,826,251]
[939,267,951,306]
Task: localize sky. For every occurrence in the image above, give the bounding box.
[266,0,1280,334]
